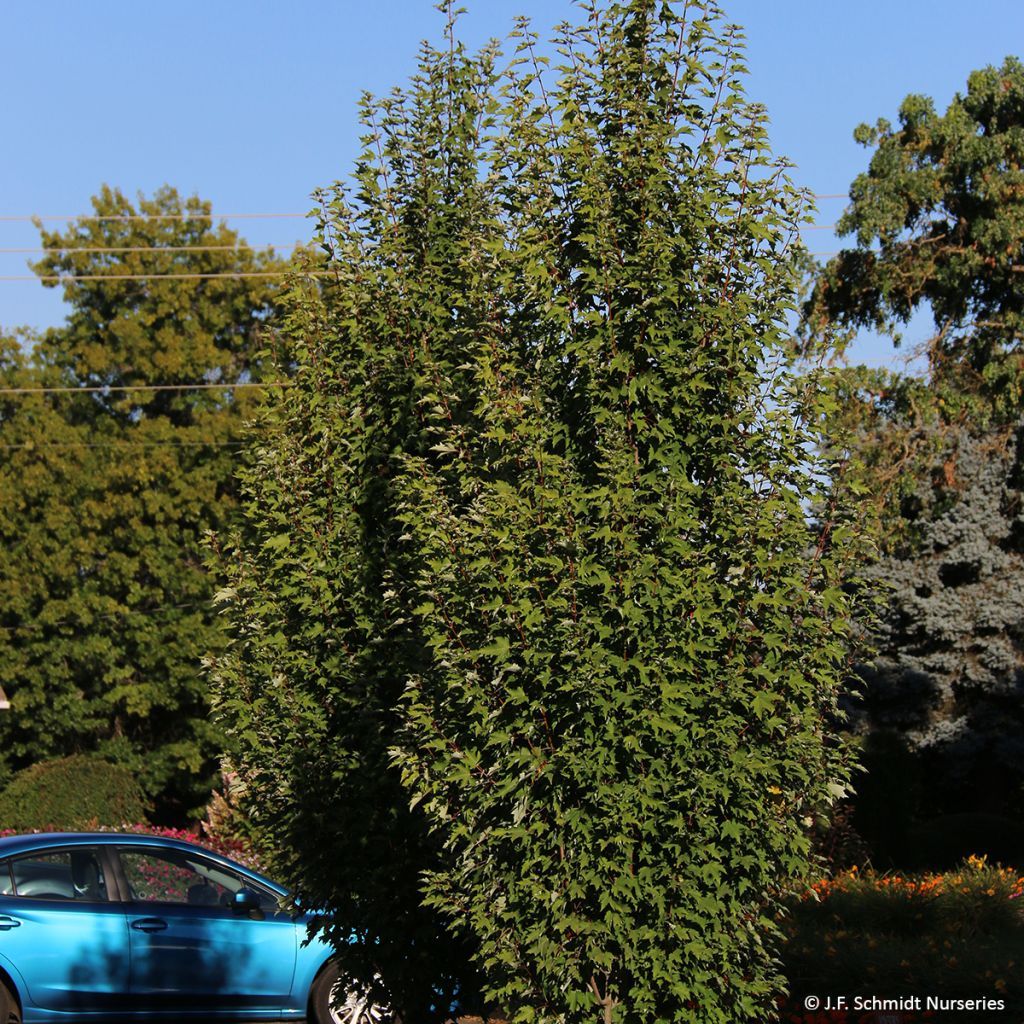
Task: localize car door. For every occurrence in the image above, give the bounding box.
[113,844,297,1012]
[0,846,131,1013]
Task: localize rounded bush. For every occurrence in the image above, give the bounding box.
[0,755,148,830]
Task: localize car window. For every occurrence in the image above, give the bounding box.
[0,860,12,896]
[8,848,108,902]
[118,847,278,910]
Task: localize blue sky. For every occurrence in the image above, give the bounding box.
[2,0,1022,367]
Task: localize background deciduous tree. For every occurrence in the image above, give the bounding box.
[0,186,285,820]
[805,55,1024,424]
[215,3,870,1021]
[802,57,1024,864]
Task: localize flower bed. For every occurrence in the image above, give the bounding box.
[778,856,1024,1023]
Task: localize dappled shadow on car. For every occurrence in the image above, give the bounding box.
[55,922,262,1020]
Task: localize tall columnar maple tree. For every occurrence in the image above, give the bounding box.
[216,3,870,1020]
[0,186,285,819]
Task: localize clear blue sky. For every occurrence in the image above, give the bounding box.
[2,0,1022,367]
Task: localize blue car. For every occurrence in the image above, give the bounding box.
[0,832,390,1024]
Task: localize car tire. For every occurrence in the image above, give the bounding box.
[310,963,393,1024]
[0,980,21,1024]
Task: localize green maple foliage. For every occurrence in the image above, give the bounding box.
[0,186,285,819]
[215,3,870,1021]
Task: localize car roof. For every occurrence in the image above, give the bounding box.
[0,832,286,894]
[0,831,217,857]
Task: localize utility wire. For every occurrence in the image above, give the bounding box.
[0,196,851,224]
[0,213,308,223]
[2,255,846,281]
[0,235,837,259]
[0,601,207,637]
[0,441,246,450]
[0,224,840,283]
[0,245,305,255]
[0,272,331,282]
[0,382,289,396]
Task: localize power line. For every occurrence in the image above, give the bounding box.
[0,213,309,223]
[0,244,306,255]
[0,197,856,222]
[0,231,835,262]
[0,382,290,396]
[0,601,207,637]
[0,200,852,222]
[0,227,841,243]
[0,272,331,282]
[1,440,246,450]
[0,256,860,283]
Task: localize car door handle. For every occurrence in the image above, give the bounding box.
[130,917,168,933]
[0,915,21,930]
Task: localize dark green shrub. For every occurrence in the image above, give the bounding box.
[0,754,148,830]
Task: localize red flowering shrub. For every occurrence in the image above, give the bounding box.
[98,824,266,873]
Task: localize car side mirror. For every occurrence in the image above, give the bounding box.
[231,888,263,919]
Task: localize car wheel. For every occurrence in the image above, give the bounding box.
[310,963,392,1024]
[0,980,21,1024]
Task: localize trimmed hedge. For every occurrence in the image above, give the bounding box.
[0,755,148,830]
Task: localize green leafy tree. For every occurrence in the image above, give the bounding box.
[215,3,869,1021]
[801,58,1024,861]
[0,186,285,820]
[804,55,1024,424]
